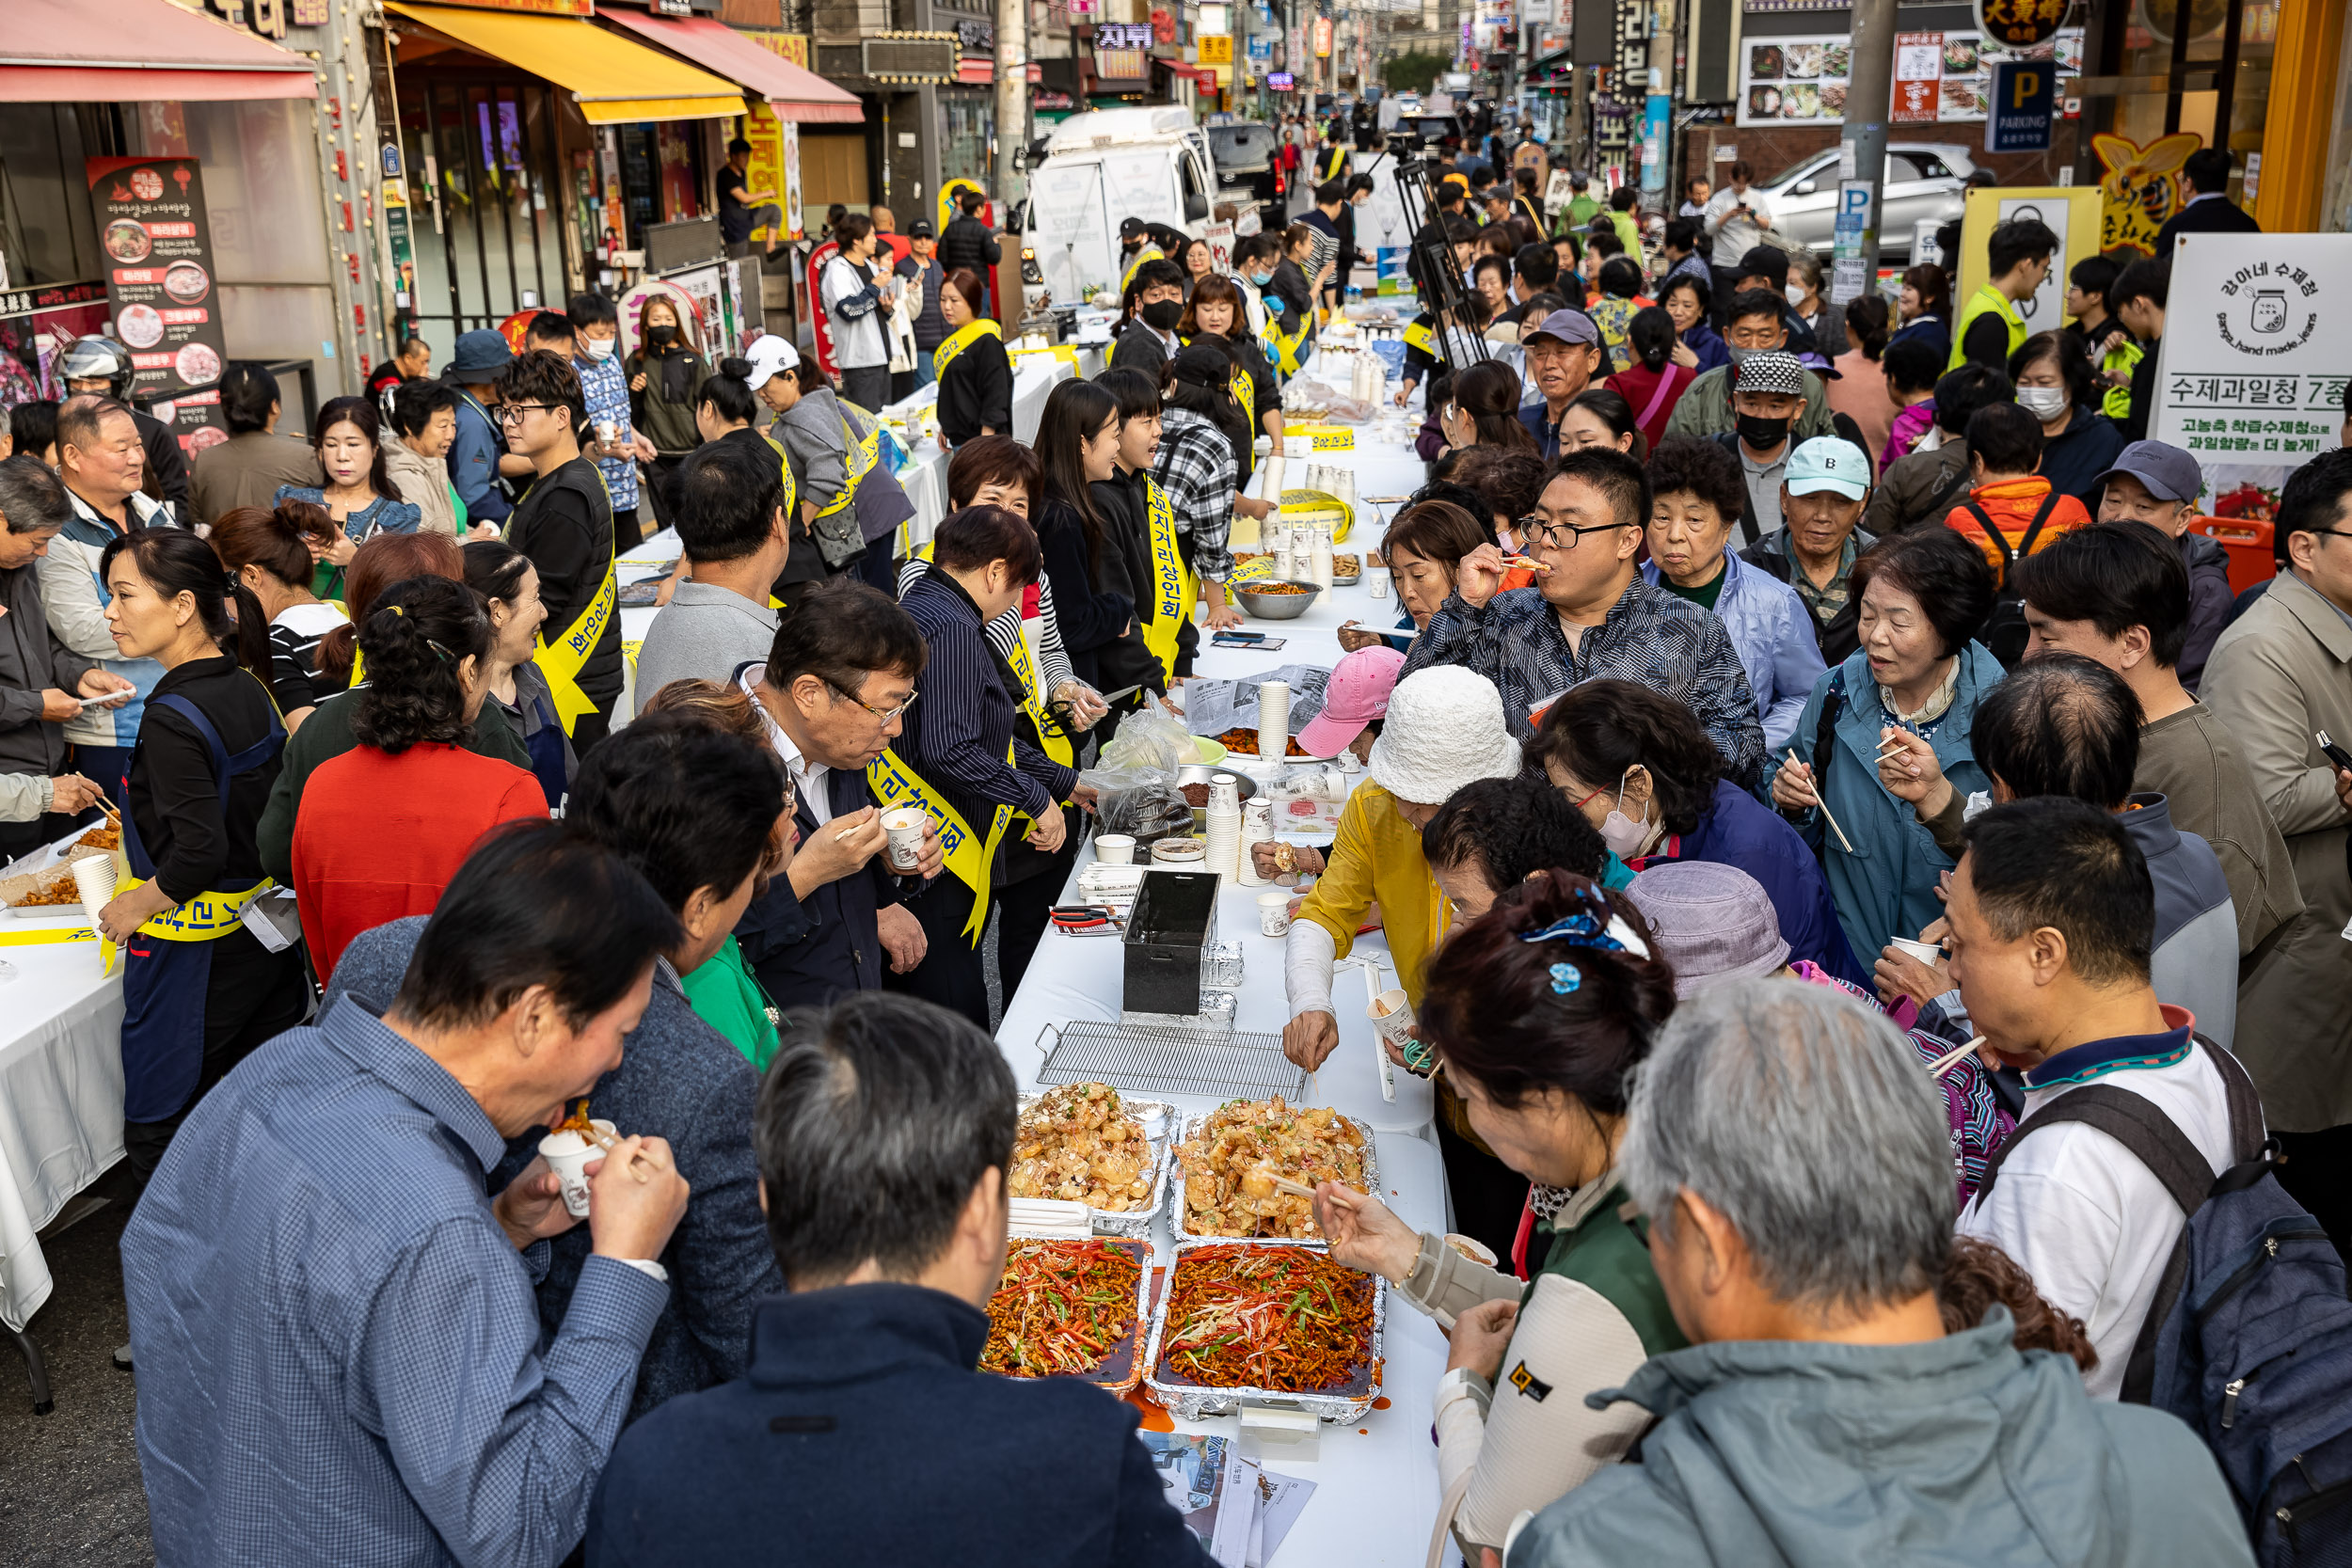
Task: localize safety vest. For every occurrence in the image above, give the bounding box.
[910,544,1077,772]
[1139,474,1193,679]
[931,317,1001,383]
[2101,336,2144,421]
[866,741,1018,943]
[1120,244,1167,294]
[1948,284,2027,372]
[506,462,617,736]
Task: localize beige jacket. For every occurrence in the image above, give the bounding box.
[383,439,458,536]
[2201,567,2352,1131]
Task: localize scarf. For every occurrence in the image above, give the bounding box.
[1881,657,1961,731]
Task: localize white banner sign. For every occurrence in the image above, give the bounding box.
[2152,233,2352,510]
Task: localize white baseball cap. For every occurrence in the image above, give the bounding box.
[742,334,801,390]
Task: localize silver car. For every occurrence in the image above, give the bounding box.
[1756,143,1976,261]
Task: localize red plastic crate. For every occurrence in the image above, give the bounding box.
[2192,516,2276,596]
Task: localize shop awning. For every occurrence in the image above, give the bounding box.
[0,0,317,103]
[599,12,864,125]
[387,3,745,124]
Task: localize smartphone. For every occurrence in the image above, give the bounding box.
[1216,634,1283,650]
[2319,731,2352,772]
[1217,630,1268,642]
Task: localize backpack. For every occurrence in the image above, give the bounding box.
[1963,491,2058,668]
[1976,1038,2352,1564]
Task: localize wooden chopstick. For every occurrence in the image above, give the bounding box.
[1270,1175,1319,1200]
[1926,1037,1989,1078]
[1786,749,1856,853]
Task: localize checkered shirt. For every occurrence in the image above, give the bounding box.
[1152,407,1238,583]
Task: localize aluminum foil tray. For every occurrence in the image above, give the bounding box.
[1141,1237,1387,1423]
[1167,1106,1381,1243]
[992,1234,1156,1397]
[1032,1020,1307,1102]
[1013,1090,1175,1239]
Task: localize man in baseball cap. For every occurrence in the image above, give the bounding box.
[1757,436,1878,661]
[1518,308,1603,457]
[2091,438,2234,684]
[1727,350,1807,539]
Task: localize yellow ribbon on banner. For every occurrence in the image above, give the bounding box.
[817,405,884,521]
[866,741,1018,943]
[1140,475,1192,681]
[0,926,98,948]
[932,318,1002,383]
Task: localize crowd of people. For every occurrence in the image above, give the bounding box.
[1,121,2347,1568]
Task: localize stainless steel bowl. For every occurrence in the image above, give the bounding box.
[1233,579,1319,621]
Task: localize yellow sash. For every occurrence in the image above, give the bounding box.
[1120,244,1167,294]
[1227,554,1281,587]
[758,428,800,522]
[932,318,1001,382]
[1404,318,1438,358]
[98,863,276,973]
[817,405,883,521]
[1140,475,1192,679]
[505,464,619,735]
[1230,363,1256,426]
[911,544,1078,772]
[866,740,1018,943]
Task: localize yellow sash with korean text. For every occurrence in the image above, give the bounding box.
[866,741,1018,943]
[1404,318,1438,358]
[818,405,884,521]
[910,544,1077,772]
[1121,244,1167,293]
[506,465,618,735]
[932,318,1001,382]
[1140,475,1191,679]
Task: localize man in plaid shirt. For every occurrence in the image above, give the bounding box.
[1403,448,1766,783]
[1155,345,1251,632]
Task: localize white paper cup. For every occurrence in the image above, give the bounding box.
[1094,832,1136,865]
[70,852,116,927]
[1367,987,1417,1052]
[1889,937,1945,967]
[1443,1232,1499,1267]
[881,807,931,873]
[1257,888,1294,937]
[537,1119,616,1218]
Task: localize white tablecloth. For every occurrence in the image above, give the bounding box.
[994,388,1469,1566]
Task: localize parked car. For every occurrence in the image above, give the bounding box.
[1207,120,1284,229]
[1759,143,1977,261]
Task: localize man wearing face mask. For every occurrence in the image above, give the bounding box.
[569,293,656,552]
[1663,291,1837,444]
[1707,352,1808,547]
[1116,217,1166,292]
[1110,261,1188,384]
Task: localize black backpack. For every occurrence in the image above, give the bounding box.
[1976,1039,2352,1563]
[1966,491,2059,668]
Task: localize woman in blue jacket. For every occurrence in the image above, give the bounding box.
[1528,678,1867,986]
[1767,527,2003,966]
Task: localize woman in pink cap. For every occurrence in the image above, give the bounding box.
[1248,644,1406,881]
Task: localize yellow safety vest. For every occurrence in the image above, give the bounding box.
[1139,474,1192,680]
[1948,284,2026,372]
[2101,336,2143,421]
[1120,244,1167,294]
[910,544,1078,772]
[505,464,619,736]
[866,740,1019,943]
[932,317,1002,383]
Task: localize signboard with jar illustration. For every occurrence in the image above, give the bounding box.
[1742,29,2079,127]
[85,155,228,453]
[2151,233,2352,513]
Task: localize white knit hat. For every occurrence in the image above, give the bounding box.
[1367,666,1524,806]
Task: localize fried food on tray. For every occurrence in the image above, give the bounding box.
[1178,1097,1367,1239]
[1213,726,1313,758]
[980,1238,1143,1380]
[1009,1083,1154,1211]
[76,826,120,852]
[13,875,81,907]
[1158,1244,1374,1392]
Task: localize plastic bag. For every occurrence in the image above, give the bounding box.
[1096,706,1196,775]
[1077,767,1195,842]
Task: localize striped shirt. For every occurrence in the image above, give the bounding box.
[894,560,1077,697]
[265,600,349,713]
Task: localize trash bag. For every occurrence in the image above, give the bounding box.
[1095,705,1197,775]
[1078,767,1195,843]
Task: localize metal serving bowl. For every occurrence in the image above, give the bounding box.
[1233,579,1320,621]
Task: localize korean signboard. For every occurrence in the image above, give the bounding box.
[1743,28,2079,128]
[1095,22,1153,80]
[86,155,229,452]
[2153,233,2352,512]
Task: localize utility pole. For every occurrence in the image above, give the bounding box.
[1837,0,1897,303]
[1641,0,1674,211]
[994,0,1025,200]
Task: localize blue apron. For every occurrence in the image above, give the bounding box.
[118,693,284,1123]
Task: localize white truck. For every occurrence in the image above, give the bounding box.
[1022,106,1218,319]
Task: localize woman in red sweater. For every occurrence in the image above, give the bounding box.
[290,574,546,979]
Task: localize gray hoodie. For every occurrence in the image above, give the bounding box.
[1507,1312,2253,1568]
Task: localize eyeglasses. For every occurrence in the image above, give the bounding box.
[496,403,562,426]
[827,678,917,722]
[1516,515,1633,549]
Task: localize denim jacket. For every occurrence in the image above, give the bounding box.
[1643,551,1825,753]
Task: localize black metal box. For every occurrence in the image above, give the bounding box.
[1121,871,1220,1015]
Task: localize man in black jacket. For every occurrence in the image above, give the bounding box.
[940,186,1002,277]
[498,350,624,753]
[2153,148,2261,252]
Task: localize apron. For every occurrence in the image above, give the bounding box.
[514,679,570,808]
[117,691,284,1123]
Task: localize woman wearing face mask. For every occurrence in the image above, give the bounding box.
[1531,677,1864,983]
[284,574,548,981]
[1032,379,1150,712]
[1659,274,1729,373]
[1234,232,1309,382]
[1436,360,1541,459]
[626,294,708,522]
[1785,248,1848,358]
[1768,527,2001,965]
[275,397,420,597]
[2007,331,2122,508]
[463,538,574,810]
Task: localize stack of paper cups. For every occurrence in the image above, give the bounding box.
[72,852,117,959]
[1263,451,1284,499]
[1258,679,1290,766]
[1203,784,1242,886]
[1334,467,1359,512]
[1310,531,1334,597]
[1236,798,1273,887]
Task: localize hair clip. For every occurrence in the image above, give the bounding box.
[1518,905,1655,960]
[424,639,455,663]
[386,604,405,617]
[1549,961,1581,995]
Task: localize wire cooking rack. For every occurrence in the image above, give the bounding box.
[1034,1021,1307,1101]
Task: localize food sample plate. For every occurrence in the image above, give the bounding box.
[1143,1239,1386,1422]
[1170,1101,1379,1243]
[1011,1085,1175,1239]
[982,1235,1154,1396]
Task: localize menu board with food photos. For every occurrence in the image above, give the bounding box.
[85,155,228,453]
[1741,28,2080,128]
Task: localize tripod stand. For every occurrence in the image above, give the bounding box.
[1389,135,1490,380]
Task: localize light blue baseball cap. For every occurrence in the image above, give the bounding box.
[1786,436,1871,499]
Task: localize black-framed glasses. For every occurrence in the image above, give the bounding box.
[826,678,917,722]
[1516,515,1634,549]
[496,403,561,426]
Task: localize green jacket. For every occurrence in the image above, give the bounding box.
[1508,1310,2255,1568]
[1661,363,1838,443]
[1528,1180,1684,1359]
[679,933,780,1070]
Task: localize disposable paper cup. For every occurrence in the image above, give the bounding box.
[1257,889,1294,936]
[1443,1233,1499,1268]
[882,807,931,873]
[537,1119,617,1218]
[1095,832,1136,865]
[1889,937,1945,967]
[1367,987,1417,1052]
[1367,570,1391,600]
[72,853,117,946]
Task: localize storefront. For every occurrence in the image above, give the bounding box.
[0,0,331,446]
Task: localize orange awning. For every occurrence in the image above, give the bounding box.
[599,13,865,126]
[0,0,316,103]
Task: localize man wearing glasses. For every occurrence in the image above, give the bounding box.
[1402,447,1767,784]
[736,578,946,1013]
[499,349,625,754]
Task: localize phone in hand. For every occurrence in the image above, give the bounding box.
[2319,731,2352,773]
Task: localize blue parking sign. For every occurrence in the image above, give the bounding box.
[1987,61,2055,153]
